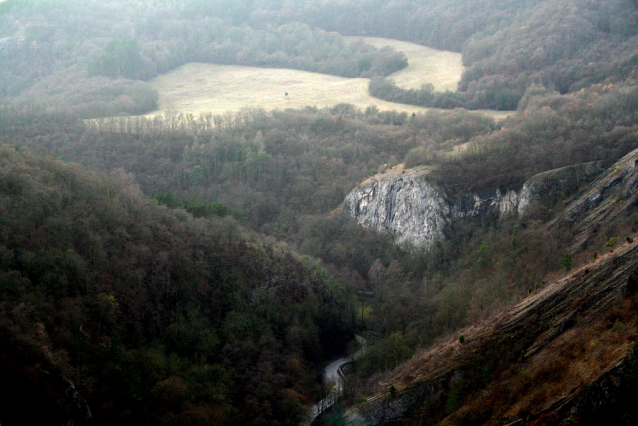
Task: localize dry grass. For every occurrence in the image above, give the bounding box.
[152,63,426,115]
[344,36,464,92]
[147,40,511,120]
[493,311,636,423]
[148,63,432,116]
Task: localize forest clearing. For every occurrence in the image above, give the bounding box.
[146,39,509,119]
[147,63,419,116]
[344,36,464,92]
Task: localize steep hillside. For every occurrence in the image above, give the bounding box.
[350,236,638,426]
[549,147,638,251]
[344,150,638,425]
[0,145,352,425]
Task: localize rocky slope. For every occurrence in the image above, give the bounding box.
[343,149,638,425]
[343,161,604,249]
[348,238,638,425]
[342,166,449,248]
[549,148,638,251]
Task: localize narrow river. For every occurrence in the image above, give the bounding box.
[301,335,368,425]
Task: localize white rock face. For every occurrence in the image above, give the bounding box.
[451,189,520,219]
[345,167,523,249]
[344,166,523,250]
[500,190,520,215]
[517,181,534,217]
[344,169,449,249]
[344,162,605,249]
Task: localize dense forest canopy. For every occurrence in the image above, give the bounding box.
[0,144,353,425]
[3,0,638,425]
[4,72,638,372]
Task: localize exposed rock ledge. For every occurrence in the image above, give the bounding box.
[343,166,449,248]
[343,162,603,249]
[348,239,638,425]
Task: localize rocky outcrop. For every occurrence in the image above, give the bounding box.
[343,151,638,425]
[343,166,449,248]
[519,161,604,218]
[343,161,603,249]
[349,239,638,425]
[549,148,638,250]
[451,188,519,218]
[550,347,638,424]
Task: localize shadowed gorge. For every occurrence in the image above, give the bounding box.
[0,146,352,425]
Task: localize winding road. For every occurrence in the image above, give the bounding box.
[301,335,368,425]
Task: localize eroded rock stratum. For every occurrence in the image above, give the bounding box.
[344,160,606,249]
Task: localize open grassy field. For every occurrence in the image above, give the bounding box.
[344,36,464,92]
[148,63,433,117]
[147,39,511,120]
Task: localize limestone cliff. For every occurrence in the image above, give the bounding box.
[343,150,638,426]
[343,166,448,248]
[343,161,603,249]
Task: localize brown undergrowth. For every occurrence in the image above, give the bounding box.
[447,300,637,425]
[353,240,638,425]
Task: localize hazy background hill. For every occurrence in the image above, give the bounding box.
[0,0,407,117]
[3,0,638,114]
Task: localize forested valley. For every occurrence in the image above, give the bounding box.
[3,1,638,425]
